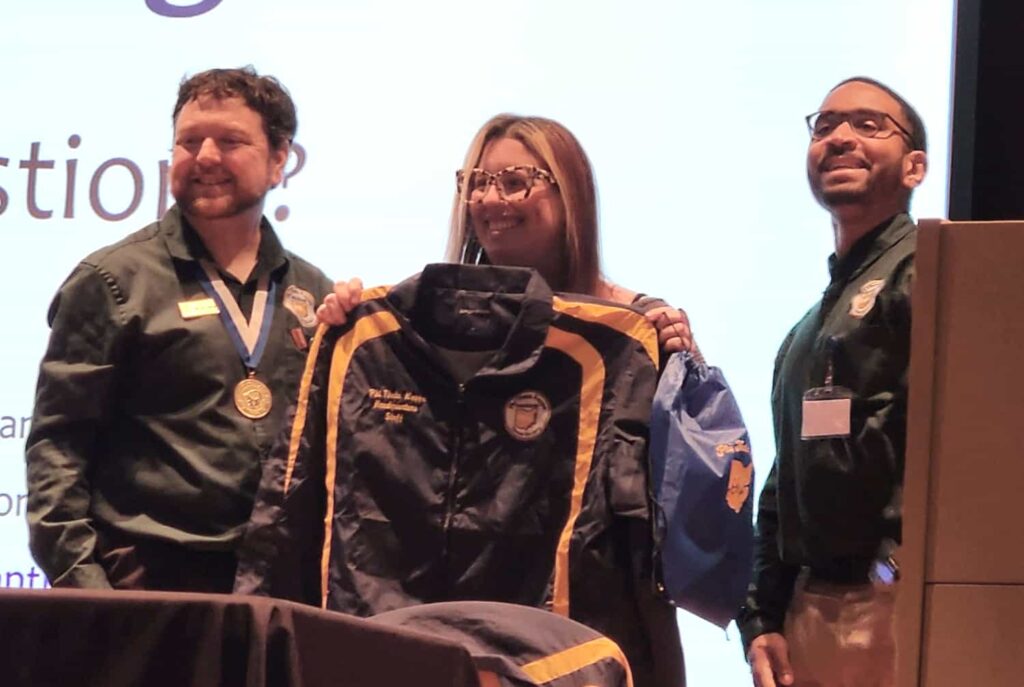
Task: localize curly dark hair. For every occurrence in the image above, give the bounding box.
[173,66,297,149]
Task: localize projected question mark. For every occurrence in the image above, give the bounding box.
[145,0,223,18]
[274,142,306,222]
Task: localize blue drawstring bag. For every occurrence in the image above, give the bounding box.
[649,351,754,628]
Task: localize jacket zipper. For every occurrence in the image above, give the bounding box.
[443,383,466,535]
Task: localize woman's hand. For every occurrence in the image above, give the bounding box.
[644,304,694,354]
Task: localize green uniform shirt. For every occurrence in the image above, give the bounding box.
[26,206,332,588]
[739,213,915,648]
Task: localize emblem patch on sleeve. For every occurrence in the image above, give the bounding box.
[849,279,886,319]
[504,391,552,441]
[726,459,753,513]
[283,285,318,328]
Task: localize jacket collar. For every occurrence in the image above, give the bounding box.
[387,263,555,378]
[827,212,915,285]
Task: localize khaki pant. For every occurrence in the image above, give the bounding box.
[784,571,897,687]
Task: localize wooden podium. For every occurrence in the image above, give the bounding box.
[898,219,1024,686]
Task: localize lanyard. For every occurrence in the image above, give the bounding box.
[195,259,277,372]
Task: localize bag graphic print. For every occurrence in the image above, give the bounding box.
[649,351,754,627]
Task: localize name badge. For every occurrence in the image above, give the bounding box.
[801,386,853,439]
[178,298,221,319]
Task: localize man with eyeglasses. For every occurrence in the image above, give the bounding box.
[737,77,928,687]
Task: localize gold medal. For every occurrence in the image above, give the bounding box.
[195,261,276,420]
[234,376,273,419]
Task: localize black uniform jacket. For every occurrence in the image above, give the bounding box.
[237,264,683,687]
[371,600,633,687]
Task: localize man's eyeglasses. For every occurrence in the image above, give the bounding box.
[456,165,557,204]
[805,109,915,147]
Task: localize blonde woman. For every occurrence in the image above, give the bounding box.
[322,114,695,359]
[316,115,691,687]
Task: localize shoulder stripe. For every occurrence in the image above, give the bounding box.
[360,284,392,301]
[521,637,633,687]
[544,326,604,618]
[552,296,658,366]
[320,310,402,608]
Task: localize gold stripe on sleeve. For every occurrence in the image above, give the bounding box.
[544,326,603,618]
[319,310,402,608]
[521,637,633,687]
[283,323,328,494]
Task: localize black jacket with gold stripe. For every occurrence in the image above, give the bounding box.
[371,600,634,687]
[236,264,683,687]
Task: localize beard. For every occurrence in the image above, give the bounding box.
[174,180,267,221]
[808,167,872,209]
[816,185,869,207]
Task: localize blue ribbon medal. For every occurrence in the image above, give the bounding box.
[196,260,278,419]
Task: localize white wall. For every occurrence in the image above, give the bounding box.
[0,1,955,683]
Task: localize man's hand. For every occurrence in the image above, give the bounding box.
[644,305,693,354]
[748,632,794,687]
[316,277,364,326]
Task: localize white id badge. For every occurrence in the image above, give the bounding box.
[801,386,853,439]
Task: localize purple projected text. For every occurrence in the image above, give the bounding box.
[146,0,222,18]
[0,138,306,224]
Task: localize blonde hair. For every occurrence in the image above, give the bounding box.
[445,114,601,295]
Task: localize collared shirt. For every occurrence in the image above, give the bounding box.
[738,214,915,648]
[26,205,332,588]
